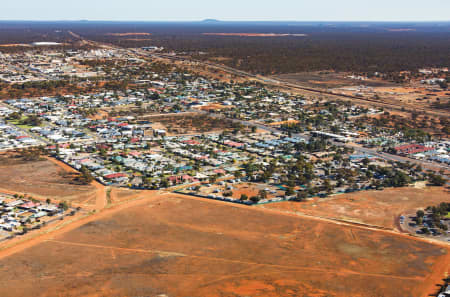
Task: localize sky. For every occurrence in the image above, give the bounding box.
[1,0,450,21]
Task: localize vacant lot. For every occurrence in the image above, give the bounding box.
[0,155,96,203]
[141,113,237,135]
[195,182,284,200]
[109,187,144,204]
[262,185,450,229]
[273,72,396,89]
[0,193,446,297]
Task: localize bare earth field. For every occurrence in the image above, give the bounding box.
[196,182,284,200]
[271,72,450,114]
[0,193,447,297]
[141,113,236,135]
[273,72,395,89]
[261,186,450,229]
[230,182,284,200]
[109,187,144,204]
[0,157,96,203]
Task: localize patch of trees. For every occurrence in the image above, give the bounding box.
[58,201,70,211]
[11,80,70,91]
[20,115,42,126]
[1,22,449,74]
[18,147,44,161]
[103,80,129,91]
[415,202,450,232]
[294,138,328,153]
[73,165,94,185]
[152,32,450,75]
[6,112,21,121]
[372,166,412,187]
[427,173,447,186]
[432,101,450,113]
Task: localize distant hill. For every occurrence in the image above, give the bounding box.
[201,19,221,23]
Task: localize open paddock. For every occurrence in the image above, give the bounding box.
[0,193,446,297]
[141,113,238,135]
[0,155,97,204]
[192,182,285,201]
[261,185,450,230]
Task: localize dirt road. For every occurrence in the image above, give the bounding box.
[0,189,161,261]
[0,188,447,296]
[46,157,108,211]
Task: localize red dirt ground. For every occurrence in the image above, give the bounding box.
[261,185,450,229]
[0,157,96,203]
[0,192,447,297]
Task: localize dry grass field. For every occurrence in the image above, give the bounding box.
[261,185,450,229]
[0,193,447,297]
[0,155,96,203]
[273,72,396,89]
[141,113,236,135]
[229,183,284,200]
[196,182,284,200]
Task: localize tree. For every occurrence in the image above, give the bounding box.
[428,173,446,186]
[258,189,267,200]
[438,80,448,90]
[417,216,423,225]
[294,191,307,202]
[223,191,232,197]
[209,175,218,184]
[240,194,248,201]
[46,198,51,205]
[79,166,94,184]
[421,227,431,235]
[362,158,370,166]
[58,201,69,211]
[323,178,334,194]
[416,210,425,218]
[7,112,21,121]
[250,196,260,203]
[20,115,42,127]
[285,187,294,196]
[160,179,169,188]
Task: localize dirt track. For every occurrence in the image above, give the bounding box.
[262,186,450,230]
[46,157,107,211]
[0,155,448,297]
[0,191,446,297]
[0,156,96,201]
[0,189,163,261]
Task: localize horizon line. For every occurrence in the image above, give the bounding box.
[0,19,450,23]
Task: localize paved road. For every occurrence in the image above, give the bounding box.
[148,53,449,118]
[194,109,448,175]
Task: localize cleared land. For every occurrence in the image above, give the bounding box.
[109,187,144,204]
[196,182,285,200]
[272,72,450,115]
[0,193,447,297]
[0,155,96,204]
[141,113,237,135]
[261,185,450,229]
[273,72,396,89]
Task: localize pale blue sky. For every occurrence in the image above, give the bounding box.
[2,0,450,21]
